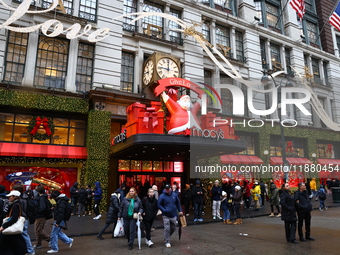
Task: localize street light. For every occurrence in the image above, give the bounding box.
[261,71,293,183]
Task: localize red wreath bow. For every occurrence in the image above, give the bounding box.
[30,117,53,136]
[326,144,333,154]
[286,141,293,153]
[143,111,158,129]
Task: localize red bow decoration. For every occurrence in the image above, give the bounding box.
[30,117,53,136]
[143,111,158,129]
[286,141,293,153]
[326,144,333,154]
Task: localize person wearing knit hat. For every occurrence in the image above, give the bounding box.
[211,180,222,220]
[182,184,192,216]
[221,191,233,224]
[233,186,243,225]
[192,180,204,222]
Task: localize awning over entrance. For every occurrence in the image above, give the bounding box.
[270,157,312,165]
[317,158,340,166]
[111,133,247,161]
[220,155,264,165]
[0,142,87,159]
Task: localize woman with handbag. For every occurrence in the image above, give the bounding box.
[0,190,27,255]
[142,188,158,247]
[118,187,143,250]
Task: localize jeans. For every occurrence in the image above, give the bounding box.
[212,200,221,217]
[22,219,35,253]
[193,202,202,219]
[78,202,86,216]
[71,198,78,214]
[162,216,176,244]
[319,200,325,209]
[50,220,72,251]
[223,209,230,220]
[234,204,241,219]
[94,199,101,216]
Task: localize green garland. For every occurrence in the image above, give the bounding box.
[85,110,111,210]
[0,89,89,114]
[27,116,55,141]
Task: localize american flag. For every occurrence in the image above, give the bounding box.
[290,0,305,19]
[329,1,340,31]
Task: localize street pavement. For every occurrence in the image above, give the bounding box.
[30,205,340,255]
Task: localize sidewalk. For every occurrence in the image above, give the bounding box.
[28,196,340,239]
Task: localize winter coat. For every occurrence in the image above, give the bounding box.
[252,185,261,201]
[70,182,79,199]
[318,188,327,201]
[1,199,21,230]
[54,194,70,225]
[118,196,143,219]
[270,188,280,206]
[116,188,125,203]
[106,193,120,224]
[0,193,8,223]
[158,190,182,218]
[233,190,242,205]
[243,183,251,197]
[181,189,192,201]
[310,179,316,190]
[294,190,312,213]
[93,182,103,201]
[260,182,266,195]
[78,188,87,203]
[35,194,50,219]
[191,186,204,204]
[221,198,229,210]
[211,185,222,201]
[142,196,158,221]
[280,190,296,222]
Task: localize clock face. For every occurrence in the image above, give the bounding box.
[156,58,180,79]
[142,59,154,85]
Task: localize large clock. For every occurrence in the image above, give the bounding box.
[142,59,154,86]
[156,57,180,79]
[142,52,181,87]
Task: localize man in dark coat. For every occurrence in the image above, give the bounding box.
[280,183,298,244]
[211,180,222,220]
[294,182,314,242]
[192,180,204,222]
[70,182,79,215]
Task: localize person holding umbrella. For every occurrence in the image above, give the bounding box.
[142,188,158,247]
[118,187,143,250]
[158,184,183,248]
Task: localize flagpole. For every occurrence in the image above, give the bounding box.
[315,0,340,43]
[274,0,291,28]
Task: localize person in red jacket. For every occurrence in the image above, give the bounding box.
[243,180,251,210]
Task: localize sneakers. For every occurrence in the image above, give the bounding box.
[217,216,222,220]
[213,216,216,220]
[93,214,102,220]
[68,239,73,248]
[146,239,153,247]
[325,207,328,210]
[276,213,281,217]
[47,250,58,254]
[185,214,189,216]
[198,218,204,222]
[78,215,80,217]
[97,236,104,240]
[194,218,198,222]
[319,207,323,211]
[269,213,274,217]
[165,243,171,248]
[33,245,42,249]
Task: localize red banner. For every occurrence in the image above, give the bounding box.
[154,78,205,98]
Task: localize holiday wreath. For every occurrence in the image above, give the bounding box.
[27,116,55,141]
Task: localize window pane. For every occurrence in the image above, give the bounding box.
[34,36,69,89]
[220,74,233,114]
[79,0,97,21]
[120,52,134,92]
[235,31,245,62]
[266,2,279,28]
[3,32,28,84]
[270,43,281,71]
[52,127,68,145]
[76,43,94,92]
[42,0,73,15]
[254,1,263,23]
[202,21,211,42]
[169,9,182,45]
[306,20,318,44]
[142,1,163,39]
[68,128,85,146]
[123,0,137,32]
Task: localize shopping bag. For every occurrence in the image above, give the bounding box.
[179,215,187,227]
[2,216,25,235]
[114,219,125,237]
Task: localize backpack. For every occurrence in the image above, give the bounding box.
[26,198,38,224]
[318,191,327,200]
[45,199,53,220]
[62,200,72,221]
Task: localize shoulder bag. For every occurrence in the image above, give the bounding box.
[2,204,26,235]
